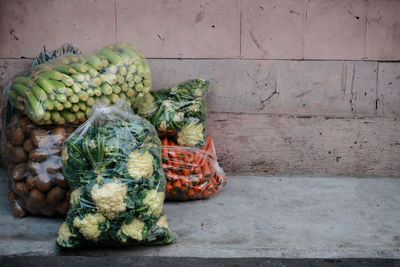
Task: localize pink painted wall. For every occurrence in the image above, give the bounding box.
[0,0,399,60]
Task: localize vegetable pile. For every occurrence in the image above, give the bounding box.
[136,79,209,147]
[162,136,226,200]
[6,114,74,217]
[58,101,175,248]
[8,43,151,125]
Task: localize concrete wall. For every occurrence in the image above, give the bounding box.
[0,0,399,177]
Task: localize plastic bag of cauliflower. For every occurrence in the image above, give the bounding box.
[57,100,175,248]
[135,79,209,147]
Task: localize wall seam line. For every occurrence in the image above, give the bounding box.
[115,0,118,43]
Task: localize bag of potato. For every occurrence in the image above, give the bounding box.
[5,113,75,217]
[57,100,175,248]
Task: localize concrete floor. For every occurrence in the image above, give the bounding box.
[0,169,399,259]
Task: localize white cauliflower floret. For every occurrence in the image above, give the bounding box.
[156,215,169,229]
[56,222,72,245]
[187,104,200,112]
[69,188,81,205]
[73,212,106,241]
[173,112,184,122]
[170,86,177,94]
[89,139,97,149]
[162,100,173,111]
[159,121,167,131]
[143,189,164,216]
[193,88,203,97]
[177,122,204,147]
[91,181,127,219]
[118,218,145,243]
[127,150,154,179]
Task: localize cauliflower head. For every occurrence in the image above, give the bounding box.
[143,189,164,216]
[69,188,81,205]
[156,215,169,229]
[118,218,145,243]
[73,212,106,241]
[177,122,204,146]
[127,150,154,179]
[91,181,127,220]
[56,222,72,246]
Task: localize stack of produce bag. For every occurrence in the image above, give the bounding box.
[57,101,175,248]
[7,43,151,125]
[161,136,226,200]
[6,114,75,217]
[5,43,153,217]
[136,79,227,200]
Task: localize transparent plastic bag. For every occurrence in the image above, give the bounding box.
[7,43,151,125]
[161,136,227,200]
[57,100,175,248]
[136,79,209,147]
[5,113,75,217]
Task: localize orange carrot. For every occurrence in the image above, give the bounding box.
[172,180,182,191]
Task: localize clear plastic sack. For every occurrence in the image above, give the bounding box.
[7,43,151,125]
[57,100,175,248]
[161,136,226,200]
[136,79,209,147]
[5,113,75,217]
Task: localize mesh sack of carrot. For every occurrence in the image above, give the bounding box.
[161,136,226,200]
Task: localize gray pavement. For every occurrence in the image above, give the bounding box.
[0,169,399,259]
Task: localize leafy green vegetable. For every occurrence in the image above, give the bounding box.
[58,101,175,248]
[135,79,210,147]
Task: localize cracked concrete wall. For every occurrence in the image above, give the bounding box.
[0,0,399,176]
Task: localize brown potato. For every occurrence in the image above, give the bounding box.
[27,161,41,176]
[12,147,28,163]
[30,129,51,147]
[12,201,27,218]
[51,127,67,145]
[26,176,36,190]
[57,200,69,215]
[65,126,75,133]
[42,159,62,175]
[14,182,28,196]
[6,142,14,154]
[34,173,52,192]
[29,149,48,162]
[10,114,23,124]
[54,173,68,189]
[46,187,65,205]
[9,127,25,146]
[23,139,35,153]
[8,191,17,202]
[65,190,72,202]
[29,189,46,207]
[11,163,27,182]
[20,117,33,136]
[26,199,40,215]
[5,125,16,140]
[40,205,56,217]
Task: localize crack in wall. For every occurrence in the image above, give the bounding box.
[349,63,355,114]
[341,62,347,98]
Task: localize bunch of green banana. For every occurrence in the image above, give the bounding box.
[8,43,151,125]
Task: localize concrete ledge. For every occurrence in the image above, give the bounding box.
[0,170,399,259]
